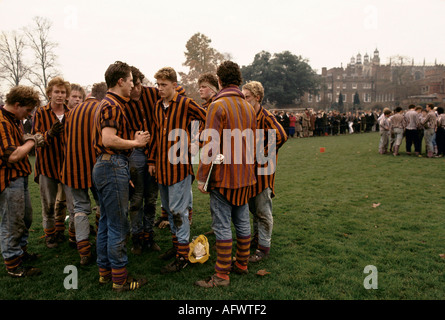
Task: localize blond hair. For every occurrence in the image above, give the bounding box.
[154,67,177,83]
[46,76,71,99]
[242,81,264,104]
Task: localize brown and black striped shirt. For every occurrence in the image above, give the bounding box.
[61,97,101,189]
[0,107,32,192]
[148,92,206,186]
[197,86,257,206]
[32,102,69,183]
[93,91,133,157]
[250,106,287,198]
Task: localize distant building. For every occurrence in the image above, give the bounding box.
[302,49,445,111]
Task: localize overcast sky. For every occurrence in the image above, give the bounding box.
[1,0,444,89]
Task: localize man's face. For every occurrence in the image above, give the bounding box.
[242,89,257,107]
[67,90,83,109]
[15,104,35,121]
[130,78,143,101]
[120,73,134,98]
[49,85,67,106]
[156,78,176,100]
[199,83,215,101]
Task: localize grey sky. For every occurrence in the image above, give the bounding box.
[1,0,444,89]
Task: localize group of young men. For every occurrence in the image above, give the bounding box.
[378,103,445,157]
[0,60,288,291]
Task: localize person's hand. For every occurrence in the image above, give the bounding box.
[148,165,156,176]
[134,131,150,147]
[48,121,64,137]
[158,220,169,229]
[197,181,209,194]
[23,133,45,147]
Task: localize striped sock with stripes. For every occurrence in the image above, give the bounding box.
[215,239,233,279]
[4,256,21,271]
[44,227,56,238]
[172,234,178,252]
[68,227,76,242]
[77,239,91,257]
[99,267,111,284]
[112,267,128,286]
[55,220,65,233]
[235,235,251,270]
[177,242,190,260]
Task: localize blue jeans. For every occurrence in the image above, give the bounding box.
[158,175,192,244]
[248,187,273,248]
[129,149,158,236]
[0,177,33,260]
[93,154,130,270]
[210,190,251,241]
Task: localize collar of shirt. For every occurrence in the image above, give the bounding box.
[0,107,20,125]
[214,85,244,101]
[107,91,130,105]
[162,92,179,110]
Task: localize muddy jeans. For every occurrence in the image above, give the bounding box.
[129,148,158,236]
[39,175,60,231]
[248,188,273,248]
[64,185,94,242]
[158,175,192,245]
[0,177,33,260]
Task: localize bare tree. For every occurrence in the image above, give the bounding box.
[23,16,59,101]
[0,30,29,87]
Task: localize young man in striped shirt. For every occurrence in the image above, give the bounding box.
[242,81,287,263]
[125,66,162,255]
[92,61,150,292]
[195,61,257,288]
[32,77,71,248]
[1,86,44,277]
[198,73,219,110]
[61,82,107,266]
[148,67,206,274]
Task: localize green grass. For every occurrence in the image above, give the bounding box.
[1,132,445,300]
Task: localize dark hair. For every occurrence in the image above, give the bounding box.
[6,85,40,107]
[395,106,403,113]
[216,61,242,88]
[408,104,416,109]
[104,61,131,88]
[437,107,444,115]
[426,103,435,109]
[91,82,108,101]
[131,66,145,83]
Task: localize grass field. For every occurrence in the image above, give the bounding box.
[1,131,445,302]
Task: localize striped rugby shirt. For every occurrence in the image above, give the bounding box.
[61,97,101,189]
[0,107,32,192]
[125,86,159,145]
[32,102,69,183]
[148,92,206,186]
[93,91,133,157]
[250,105,288,198]
[197,85,257,206]
[125,86,186,154]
